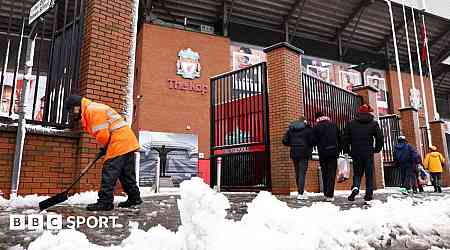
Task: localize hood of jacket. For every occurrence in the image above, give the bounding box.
[430,152,441,158]
[289,120,307,131]
[395,142,407,150]
[356,112,374,124]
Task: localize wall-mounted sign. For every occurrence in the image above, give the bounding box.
[409,88,423,110]
[168,79,208,95]
[29,0,55,24]
[176,48,201,79]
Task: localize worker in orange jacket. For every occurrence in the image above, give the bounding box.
[63,95,142,211]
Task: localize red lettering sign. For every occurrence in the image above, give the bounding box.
[167,79,208,95]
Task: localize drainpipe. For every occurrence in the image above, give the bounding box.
[11,22,39,197]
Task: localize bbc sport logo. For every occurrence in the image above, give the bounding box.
[10,214,121,230]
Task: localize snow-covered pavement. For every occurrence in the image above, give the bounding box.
[1,178,450,250]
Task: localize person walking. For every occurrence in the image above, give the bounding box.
[282,116,315,200]
[343,104,383,202]
[393,136,420,194]
[313,112,341,202]
[63,95,142,211]
[423,145,445,193]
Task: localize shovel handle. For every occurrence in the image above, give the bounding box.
[65,154,103,192]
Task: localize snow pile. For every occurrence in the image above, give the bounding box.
[1,194,49,208]
[65,191,126,205]
[0,192,128,209]
[20,178,450,249]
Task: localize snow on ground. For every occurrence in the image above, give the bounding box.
[0,188,181,209]
[9,177,450,250]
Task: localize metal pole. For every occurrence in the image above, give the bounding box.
[217,157,222,192]
[135,152,140,188]
[386,0,405,107]
[11,23,38,197]
[411,7,431,145]
[422,14,438,120]
[401,0,415,90]
[155,156,160,193]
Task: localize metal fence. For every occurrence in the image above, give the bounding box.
[420,127,430,158]
[302,73,362,131]
[379,115,401,187]
[210,62,271,190]
[0,0,84,128]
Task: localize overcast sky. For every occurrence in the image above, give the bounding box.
[391,0,450,20]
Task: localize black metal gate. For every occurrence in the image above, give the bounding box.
[379,115,401,187]
[0,0,84,128]
[210,62,271,190]
[420,127,430,158]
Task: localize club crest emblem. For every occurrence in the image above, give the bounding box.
[177,48,201,79]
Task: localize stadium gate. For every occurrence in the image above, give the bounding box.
[210,63,271,191]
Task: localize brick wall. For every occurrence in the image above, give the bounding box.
[264,43,303,195]
[0,128,79,198]
[77,0,137,192]
[134,24,230,158]
[386,70,435,125]
[430,121,450,186]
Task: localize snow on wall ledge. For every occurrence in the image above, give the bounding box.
[13,178,450,250]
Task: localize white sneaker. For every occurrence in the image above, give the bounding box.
[297,194,307,200]
[325,197,334,202]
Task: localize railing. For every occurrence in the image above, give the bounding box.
[420,127,430,158]
[211,62,269,148]
[0,0,84,128]
[210,62,271,190]
[302,73,362,131]
[379,114,401,187]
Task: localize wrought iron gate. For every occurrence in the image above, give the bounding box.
[379,115,401,187]
[0,0,84,128]
[210,62,271,190]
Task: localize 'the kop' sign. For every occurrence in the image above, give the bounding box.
[29,0,55,25]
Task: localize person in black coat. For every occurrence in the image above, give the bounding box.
[282,116,314,200]
[343,104,384,202]
[313,112,341,201]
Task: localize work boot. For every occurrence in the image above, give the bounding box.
[437,186,443,193]
[418,186,424,193]
[348,187,359,201]
[118,197,143,208]
[86,202,114,211]
[364,193,373,201]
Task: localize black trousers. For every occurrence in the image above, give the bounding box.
[320,158,337,198]
[98,152,141,204]
[430,173,442,191]
[352,156,374,196]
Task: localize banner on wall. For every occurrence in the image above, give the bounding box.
[230,43,266,70]
[339,71,361,92]
[0,72,47,120]
[138,131,198,187]
[366,70,389,115]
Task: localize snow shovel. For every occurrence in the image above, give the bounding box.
[39,154,103,211]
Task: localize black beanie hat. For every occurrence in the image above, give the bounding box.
[63,95,82,113]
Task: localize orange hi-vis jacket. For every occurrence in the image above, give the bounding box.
[81,98,140,161]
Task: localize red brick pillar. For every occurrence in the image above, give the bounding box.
[399,107,422,155]
[263,42,304,195]
[429,120,450,186]
[353,86,385,189]
[75,0,135,193]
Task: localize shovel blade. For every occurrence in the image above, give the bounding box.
[39,192,68,211]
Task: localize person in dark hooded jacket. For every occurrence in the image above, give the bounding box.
[282,116,314,200]
[393,135,420,194]
[313,112,341,201]
[343,104,383,201]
